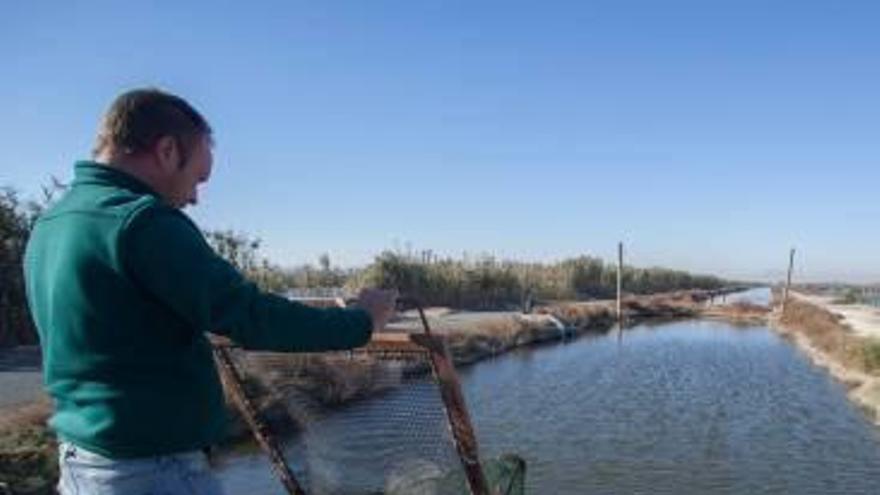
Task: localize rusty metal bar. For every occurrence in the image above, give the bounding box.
[400,297,491,495]
[211,341,305,495]
[212,295,490,495]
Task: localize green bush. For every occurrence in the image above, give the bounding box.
[862,341,880,373]
[0,188,42,347]
[833,288,864,305]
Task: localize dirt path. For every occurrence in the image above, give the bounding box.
[0,346,45,409]
[791,291,880,340]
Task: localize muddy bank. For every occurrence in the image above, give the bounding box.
[772,297,880,425]
[702,301,771,325]
[444,291,713,365]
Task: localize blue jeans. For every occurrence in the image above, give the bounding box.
[57,442,225,495]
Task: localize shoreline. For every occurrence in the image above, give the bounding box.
[9,287,880,493]
[231,288,760,441]
[769,296,880,426]
[0,287,754,494]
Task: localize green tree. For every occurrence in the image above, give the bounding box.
[0,181,66,347]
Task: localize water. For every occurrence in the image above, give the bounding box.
[215,319,880,494]
[0,346,45,408]
[719,287,772,307]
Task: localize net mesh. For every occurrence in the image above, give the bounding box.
[216,297,525,495]
[232,344,468,495]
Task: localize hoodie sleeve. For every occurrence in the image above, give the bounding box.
[120,205,372,351]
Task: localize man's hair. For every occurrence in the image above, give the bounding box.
[93,88,212,161]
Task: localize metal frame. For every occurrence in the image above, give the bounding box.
[212,296,491,495]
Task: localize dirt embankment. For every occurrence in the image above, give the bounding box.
[773,297,880,425]
[702,301,771,325]
[791,292,880,339]
[0,400,55,495]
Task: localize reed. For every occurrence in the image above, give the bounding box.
[0,399,55,495]
[780,297,880,375]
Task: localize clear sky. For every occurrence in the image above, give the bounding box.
[2,1,878,282]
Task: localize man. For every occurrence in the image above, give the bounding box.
[24,88,396,494]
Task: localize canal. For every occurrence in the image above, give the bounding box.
[217,303,880,494]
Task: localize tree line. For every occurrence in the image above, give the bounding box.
[0,186,61,347]
[206,232,727,310]
[348,250,725,309]
[1,189,726,347]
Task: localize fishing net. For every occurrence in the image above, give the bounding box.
[219,301,525,495]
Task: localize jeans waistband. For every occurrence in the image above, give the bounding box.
[59,441,208,464]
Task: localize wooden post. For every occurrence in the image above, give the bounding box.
[781,248,796,316]
[617,242,624,324]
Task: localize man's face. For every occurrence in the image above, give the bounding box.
[162,134,213,209]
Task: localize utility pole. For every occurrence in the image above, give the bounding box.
[781,248,796,317]
[617,242,624,324]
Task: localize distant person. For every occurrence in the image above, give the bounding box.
[24,88,396,495]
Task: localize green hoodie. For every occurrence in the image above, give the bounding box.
[24,161,372,458]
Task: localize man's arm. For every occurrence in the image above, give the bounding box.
[121,205,374,351]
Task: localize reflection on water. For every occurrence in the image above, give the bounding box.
[216,378,461,495]
[720,287,772,306]
[216,318,880,494]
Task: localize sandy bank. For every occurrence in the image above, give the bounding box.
[772,297,880,426]
[791,291,880,339]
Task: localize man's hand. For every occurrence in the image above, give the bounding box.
[355,288,397,332]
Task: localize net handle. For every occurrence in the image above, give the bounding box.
[212,294,493,495]
[396,296,493,495]
[211,340,306,495]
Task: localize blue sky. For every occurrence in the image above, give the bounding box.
[2,1,878,282]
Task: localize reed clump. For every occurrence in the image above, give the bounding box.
[351,252,727,310]
[240,352,409,408]
[198,235,730,311]
[0,399,55,495]
[446,317,528,363]
[540,302,614,329]
[780,298,880,375]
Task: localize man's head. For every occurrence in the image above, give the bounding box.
[93,88,214,208]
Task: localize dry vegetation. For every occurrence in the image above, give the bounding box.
[780,298,880,375]
[352,251,727,310]
[774,295,880,425]
[241,351,413,407]
[445,317,545,364]
[540,301,614,328]
[0,399,54,495]
[703,301,771,324]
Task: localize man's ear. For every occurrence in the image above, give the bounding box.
[155,136,179,172]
